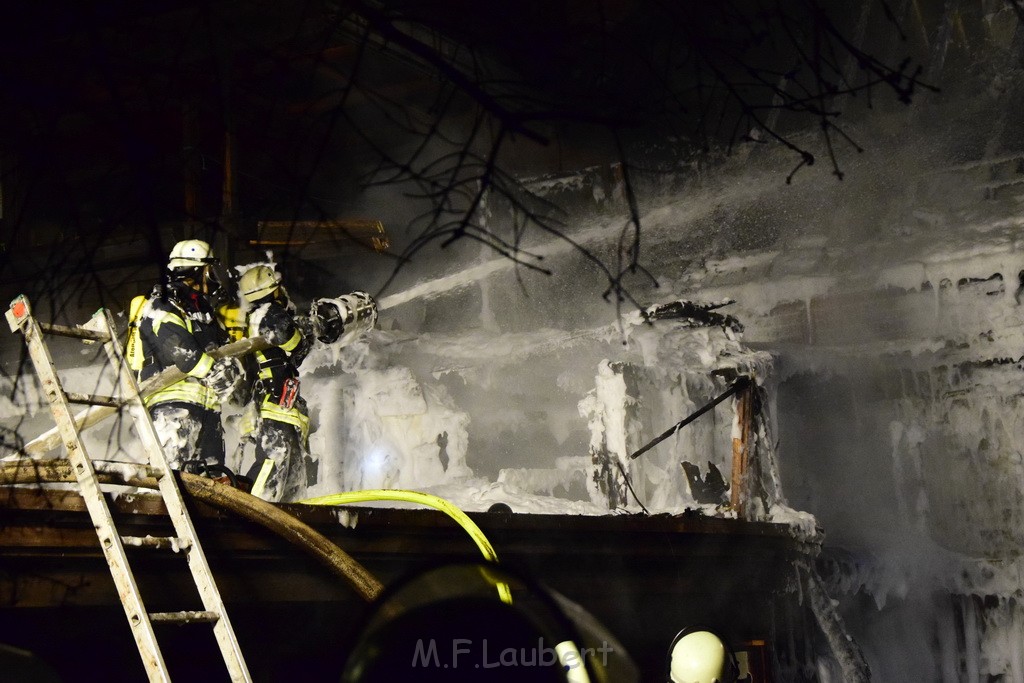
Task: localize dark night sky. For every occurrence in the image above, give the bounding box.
[0,0,995,317]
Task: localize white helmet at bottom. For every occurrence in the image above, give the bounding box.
[669,630,731,683]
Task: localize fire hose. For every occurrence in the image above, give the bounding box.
[21,335,272,457]
[301,489,512,603]
[0,458,383,602]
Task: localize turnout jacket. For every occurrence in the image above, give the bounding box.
[247,296,312,436]
[138,281,229,410]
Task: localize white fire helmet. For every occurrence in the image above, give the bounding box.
[669,630,729,683]
[238,264,282,303]
[168,239,216,270]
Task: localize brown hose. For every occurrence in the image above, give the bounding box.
[23,336,272,457]
[0,458,383,602]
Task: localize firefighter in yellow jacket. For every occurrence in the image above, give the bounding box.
[237,264,314,502]
[134,240,241,472]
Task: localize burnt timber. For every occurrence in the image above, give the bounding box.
[0,486,808,681]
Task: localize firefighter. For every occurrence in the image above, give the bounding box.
[237,264,314,502]
[135,239,242,473]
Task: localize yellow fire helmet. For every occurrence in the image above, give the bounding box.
[238,265,282,303]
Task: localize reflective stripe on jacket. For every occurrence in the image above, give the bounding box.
[145,376,220,410]
[258,395,310,443]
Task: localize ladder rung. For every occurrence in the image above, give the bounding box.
[38,322,111,343]
[121,535,192,552]
[65,392,122,408]
[149,610,220,624]
[94,461,166,480]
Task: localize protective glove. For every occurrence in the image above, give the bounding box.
[203,356,244,401]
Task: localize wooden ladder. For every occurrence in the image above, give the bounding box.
[6,295,252,682]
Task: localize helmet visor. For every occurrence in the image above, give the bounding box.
[203,262,231,304]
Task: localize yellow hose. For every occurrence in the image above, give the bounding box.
[300,489,511,603]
